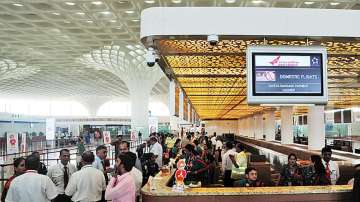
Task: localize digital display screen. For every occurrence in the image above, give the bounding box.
[252,53,323,96]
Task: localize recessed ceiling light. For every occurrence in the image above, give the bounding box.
[144,0,155,3]
[64,21,71,23]
[225,0,236,3]
[172,0,182,3]
[125,10,134,14]
[132,19,139,22]
[91,1,103,5]
[52,12,60,15]
[101,11,111,15]
[252,0,264,4]
[76,12,85,15]
[304,1,314,5]
[330,2,340,6]
[109,20,117,22]
[65,2,76,6]
[86,20,93,23]
[12,3,24,7]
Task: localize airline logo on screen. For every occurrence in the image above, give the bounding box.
[255,55,311,67]
[256,71,276,81]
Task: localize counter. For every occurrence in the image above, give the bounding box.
[141,171,353,202]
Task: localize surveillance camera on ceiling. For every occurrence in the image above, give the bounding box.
[146,47,156,67]
[207,34,219,46]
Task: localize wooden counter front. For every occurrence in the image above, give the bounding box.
[141,172,353,202]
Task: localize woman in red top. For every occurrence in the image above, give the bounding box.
[1,157,26,202]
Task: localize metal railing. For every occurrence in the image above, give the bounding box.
[0,138,148,193]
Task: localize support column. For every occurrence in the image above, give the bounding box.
[281,106,293,145]
[265,111,276,142]
[248,116,255,139]
[129,86,151,138]
[308,106,325,150]
[254,114,264,140]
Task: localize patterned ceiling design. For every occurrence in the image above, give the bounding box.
[0,0,359,108]
[157,38,360,119]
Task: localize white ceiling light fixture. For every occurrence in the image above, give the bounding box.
[12,3,24,7]
[252,0,264,4]
[144,0,156,3]
[125,10,135,14]
[76,12,85,15]
[225,0,236,3]
[304,1,315,5]
[65,2,76,6]
[52,12,60,15]
[86,20,93,23]
[101,11,112,15]
[91,1,103,5]
[330,2,340,6]
[109,20,117,23]
[172,0,182,3]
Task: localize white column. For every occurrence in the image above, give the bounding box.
[129,87,151,138]
[254,114,264,140]
[308,105,325,150]
[179,90,184,120]
[265,111,276,142]
[281,106,293,145]
[168,81,175,116]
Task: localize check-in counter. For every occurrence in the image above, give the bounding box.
[141,171,353,202]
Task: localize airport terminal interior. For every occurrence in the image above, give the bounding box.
[0,0,360,202]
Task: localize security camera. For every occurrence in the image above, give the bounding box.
[207,34,219,46]
[146,47,156,67]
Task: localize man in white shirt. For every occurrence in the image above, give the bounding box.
[321,146,340,185]
[6,155,58,202]
[149,136,163,167]
[48,149,77,202]
[65,151,106,202]
[222,142,238,187]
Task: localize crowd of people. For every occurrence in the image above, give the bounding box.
[1,131,360,201]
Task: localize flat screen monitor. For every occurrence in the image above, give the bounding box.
[343,110,352,123]
[247,46,328,105]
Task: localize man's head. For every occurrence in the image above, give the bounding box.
[288,153,297,167]
[31,151,40,159]
[123,151,136,168]
[321,147,332,163]
[116,153,133,175]
[149,153,156,162]
[245,167,258,181]
[149,137,157,145]
[25,155,40,171]
[96,145,108,160]
[235,143,245,153]
[81,151,95,165]
[119,141,130,153]
[59,149,70,165]
[225,141,233,150]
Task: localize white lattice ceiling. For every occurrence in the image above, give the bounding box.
[0,0,359,99]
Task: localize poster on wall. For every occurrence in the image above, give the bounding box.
[175,86,180,117]
[149,117,159,134]
[103,131,111,145]
[7,133,19,154]
[46,118,56,140]
[20,133,26,154]
[131,129,137,141]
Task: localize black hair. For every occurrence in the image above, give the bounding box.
[173,139,181,147]
[96,145,107,152]
[150,137,158,142]
[82,151,95,164]
[120,141,130,149]
[311,155,321,163]
[245,167,257,175]
[14,157,25,168]
[25,155,40,170]
[313,156,326,175]
[193,139,199,145]
[117,154,133,172]
[225,141,233,149]
[184,144,196,154]
[236,143,245,151]
[288,153,297,161]
[123,151,136,168]
[321,146,332,154]
[60,149,70,155]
